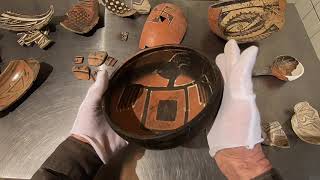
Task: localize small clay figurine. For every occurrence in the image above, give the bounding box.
[72,65,90,80]
[120,32,129,41]
[262,121,290,148]
[291,102,320,145]
[74,56,84,64]
[60,0,99,34]
[88,51,108,66]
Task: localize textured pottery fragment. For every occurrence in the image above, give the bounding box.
[60,0,99,34]
[262,121,290,148]
[72,65,90,80]
[292,102,320,145]
[88,51,108,66]
[132,0,151,14]
[0,59,40,111]
[208,0,286,43]
[139,3,187,49]
[74,56,84,64]
[0,6,54,32]
[100,0,136,17]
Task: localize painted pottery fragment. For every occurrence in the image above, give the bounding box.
[60,0,99,34]
[0,59,40,111]
[88,51,108,66]
[292,102,320,145]
[100,0,136,17]
[74,56,84,64]
[271,55,304,81]
[132,0,151,14]
[0,6,54,32]
[208,0,286,43]
[120,32,129,41]
[262,121,290,148]
[253,55,304,81]
[72,65,90,80]
[17,29,52,49]
[139,3,187,49]
[105,56,118,67]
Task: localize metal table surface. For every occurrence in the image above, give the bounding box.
[0,1,320,179]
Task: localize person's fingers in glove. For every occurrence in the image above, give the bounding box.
[71,64,127,164]
[207,39,272,179]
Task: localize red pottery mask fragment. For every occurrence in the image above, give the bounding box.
[139,3,187,49]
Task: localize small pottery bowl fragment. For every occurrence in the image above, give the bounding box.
[271,55,304,81]
[262,121,290,148]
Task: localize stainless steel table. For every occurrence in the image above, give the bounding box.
[1,1,320,179]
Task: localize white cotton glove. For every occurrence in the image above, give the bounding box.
[207,39,263,157]
[71,64,127,164]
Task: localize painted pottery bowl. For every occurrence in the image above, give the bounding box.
[103,45,223,149]
[0,59,40,111]
[208,0,286,43]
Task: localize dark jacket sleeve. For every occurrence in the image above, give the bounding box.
[31,136,103,180]
[254,168,284,180]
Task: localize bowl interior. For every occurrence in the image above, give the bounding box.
[104,46,220,139]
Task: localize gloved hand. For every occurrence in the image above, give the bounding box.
[71,64,127,164]
[207,40,271,179]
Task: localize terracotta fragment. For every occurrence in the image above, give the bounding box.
[132,0,151,14]
[139,3,187,49]
[100,0,136,17]
[88,51,108,66]
[73,56,84,64]
[0,6,54,32]
[262,121,290,148]
[72,65,90,80]
[0,59,40,111]
[208,0,286,43]
[105,56,118,67]
[291,102,320,145]
[60,0,99,34]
